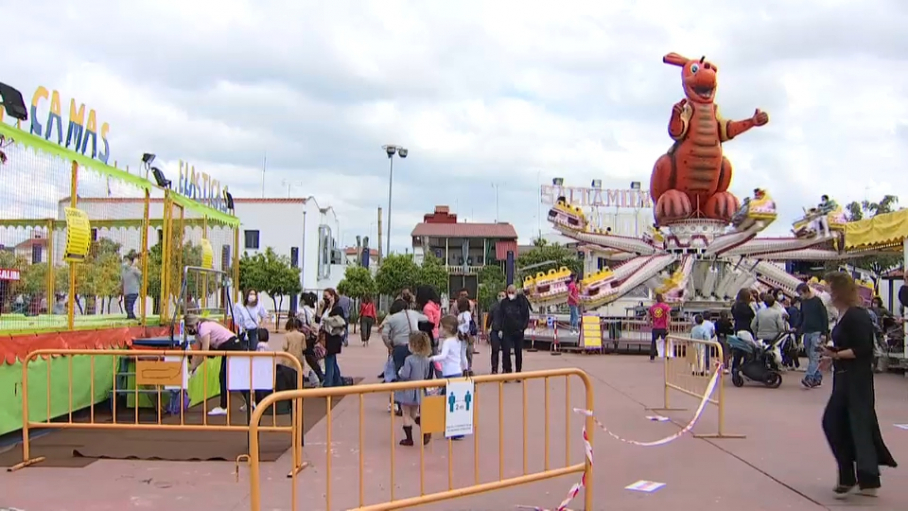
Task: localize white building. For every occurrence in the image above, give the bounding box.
[57,196,343,312]
[231,198,342,293]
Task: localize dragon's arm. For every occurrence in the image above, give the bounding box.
[668,103,691,141]
[716,106,756,142]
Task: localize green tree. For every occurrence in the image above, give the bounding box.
[88,238,124,314]
[146,238,204,315]
[844,195,902,275]
[375,253,420,297]
[477,264,506,310]
[517,242,582,280]
[19,262,50,297]
[416,254,449,295]
[257,247,302,315]
[0,250,18,268]
[238,252,268,292]
[337,265,377,299]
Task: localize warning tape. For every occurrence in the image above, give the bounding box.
[517,364,723,511]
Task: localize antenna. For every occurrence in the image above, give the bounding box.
[261,151,267,198]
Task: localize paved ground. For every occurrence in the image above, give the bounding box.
[2,332,906,511]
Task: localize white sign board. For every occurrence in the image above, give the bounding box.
[164,355,190,390]
[625,480,666,493]
[445,379,475,438]
[227,356,275,391]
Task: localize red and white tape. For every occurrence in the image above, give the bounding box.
[517,364,723,511]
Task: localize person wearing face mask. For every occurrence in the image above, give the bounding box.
[185,314,250,416]
[316,288,347,387]
[498,285,530,375]
[234,289,270,346]
[487,291,506,374]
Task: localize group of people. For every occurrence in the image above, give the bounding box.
[178,286,356,417]
[371,284,531,445]
[645,274,898,498]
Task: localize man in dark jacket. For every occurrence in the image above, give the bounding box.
[797,283,829,388]
[487,291,506,374]
[499,284,530,374]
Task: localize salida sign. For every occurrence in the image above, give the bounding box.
[0,268,21,281]
[26,86,112,165]
[540,184,653,209]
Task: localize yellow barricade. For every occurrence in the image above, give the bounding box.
[649,336,744,439]
[246,369,595,511]
[11,348,306,473]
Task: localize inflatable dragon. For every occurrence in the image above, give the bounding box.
[650,53,769,224]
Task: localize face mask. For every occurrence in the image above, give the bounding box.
[498,296,505,301]
[508,294,516,300]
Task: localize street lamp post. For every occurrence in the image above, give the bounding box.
[630,181,642,237]
[382,144,408,258]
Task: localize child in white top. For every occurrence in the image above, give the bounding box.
[455,297,474,374]
[429,315,468,440]
[430,315,467,378]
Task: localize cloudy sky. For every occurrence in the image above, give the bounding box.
[6,0,908,251]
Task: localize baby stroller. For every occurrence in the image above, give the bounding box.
[727,330,790,388]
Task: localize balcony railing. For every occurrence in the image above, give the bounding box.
[445,265,485,275]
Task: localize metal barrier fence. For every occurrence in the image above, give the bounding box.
[649,336,744,439]
[10,348,306,472]
[527,317,691,351]
[246,369,595,511]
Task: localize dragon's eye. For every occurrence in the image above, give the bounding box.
[690,63,700,73]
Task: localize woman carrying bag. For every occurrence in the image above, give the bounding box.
[234,289,270,345]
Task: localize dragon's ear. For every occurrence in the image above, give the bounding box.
[663,53,689,67]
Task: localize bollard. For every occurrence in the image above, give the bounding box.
[550,321,562,356]
[527,319,539,352]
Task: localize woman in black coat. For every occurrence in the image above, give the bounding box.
[730,287,756,335]
[820,272,897,499]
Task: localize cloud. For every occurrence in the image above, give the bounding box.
[5,0,908,254]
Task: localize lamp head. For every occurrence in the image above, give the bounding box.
[383,145,397,157]
[141,153,156,165]
[0,82,27,121]
[397,148,408,158]
[151,167,171,189]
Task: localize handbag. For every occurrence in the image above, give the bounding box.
[383,356,397,383]
[312,343,326,360]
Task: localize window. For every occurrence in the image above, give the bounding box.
[244,230,260,250]
[31,244,43,264]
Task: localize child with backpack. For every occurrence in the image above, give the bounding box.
[395,332,433,446]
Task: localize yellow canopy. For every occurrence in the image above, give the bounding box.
[844,209,908,250]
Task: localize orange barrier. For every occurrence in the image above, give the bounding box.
[246,369,595,511]
[648,336,744,439]
[10,348,306,473]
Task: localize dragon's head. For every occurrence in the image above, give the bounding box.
[663,52,719,104]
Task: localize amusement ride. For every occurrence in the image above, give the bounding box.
[525,52,881,311]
